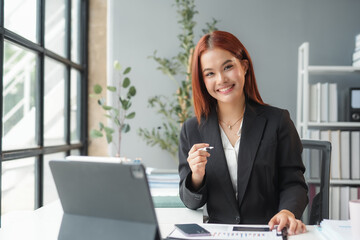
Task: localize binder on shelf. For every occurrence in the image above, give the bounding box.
[331,186,340,220]
[340,131,350,180]
[328,83,338,122]
[310,83,320,122]
[339,187,350,220]
[330,130,341,179]
[320,83,329,122]
[351,131,360,179]
[350,187,359,200]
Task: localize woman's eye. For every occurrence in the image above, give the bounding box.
[205,72,214,77]
[224,65,233,71]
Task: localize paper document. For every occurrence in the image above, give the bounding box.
[318,220,353,240]
[166,224,284,239]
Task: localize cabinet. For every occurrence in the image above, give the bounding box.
[296,42,360,220]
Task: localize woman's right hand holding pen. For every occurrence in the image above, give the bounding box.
[187,143,211,190]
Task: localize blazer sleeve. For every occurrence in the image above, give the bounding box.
[277,110,308,219]
[178,120,208,210]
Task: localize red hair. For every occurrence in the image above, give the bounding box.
[191,30,264,123]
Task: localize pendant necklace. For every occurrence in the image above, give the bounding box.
[220,115,243,130]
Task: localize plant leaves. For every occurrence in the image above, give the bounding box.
[104,126,115,135]
[102,105,112,111]
[128,86,136,97]
[105,133,113,143]
[122,77,130,88]
[99,122,104,130]
[115,118,120,126]
[114,61,121,70]
[90,129,103,138]
[97,98,105,106]
[112,108,119,117]
[122,124,130,133]
[120,98,129,109]
[123,67,131,75]
[107,86,116,92]
[125,102,132,110]
[93,84,102,94]
[126,112,136,119]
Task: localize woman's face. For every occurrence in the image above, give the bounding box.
[200,48,248,106]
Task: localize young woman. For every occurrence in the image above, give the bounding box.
[178,31,308,235]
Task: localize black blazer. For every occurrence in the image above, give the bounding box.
[178,99,308,224]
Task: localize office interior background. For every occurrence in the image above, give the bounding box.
[0,0,360,225]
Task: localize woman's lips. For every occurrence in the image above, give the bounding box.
[217,84,234,94]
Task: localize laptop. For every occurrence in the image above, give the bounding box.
[49,159,161,240]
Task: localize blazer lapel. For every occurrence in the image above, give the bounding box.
[199,109,238,208]
[237,101,266,207]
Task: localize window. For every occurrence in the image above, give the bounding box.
[0,0,88,226]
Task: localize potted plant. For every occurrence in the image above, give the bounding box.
[90,61,136,157]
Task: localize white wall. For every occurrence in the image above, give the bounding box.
[108,0,360,169]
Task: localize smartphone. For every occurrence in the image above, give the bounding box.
[174,223,211,237]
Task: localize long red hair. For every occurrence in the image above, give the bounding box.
[191,30,264,123]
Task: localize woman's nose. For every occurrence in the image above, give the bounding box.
[217,72,227,83]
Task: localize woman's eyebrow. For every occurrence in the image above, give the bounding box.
[221,59,233,66]
[202,59,233,73]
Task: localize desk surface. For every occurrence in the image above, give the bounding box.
[0,201,323,239]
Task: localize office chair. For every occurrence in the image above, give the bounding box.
[301,139,331,225]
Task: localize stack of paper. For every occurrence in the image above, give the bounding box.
[319,219,353,240]
[166,224,284,240]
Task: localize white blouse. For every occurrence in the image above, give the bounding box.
[219,120,243,199]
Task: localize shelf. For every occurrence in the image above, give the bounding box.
[301,122,360,128]
[307,66,360,74]
[307,179,360,186]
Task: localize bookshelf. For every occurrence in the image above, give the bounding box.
[296,42,360,220]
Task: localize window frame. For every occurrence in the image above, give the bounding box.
[0,0,88,226]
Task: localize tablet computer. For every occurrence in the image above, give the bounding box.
[49,159,160,240]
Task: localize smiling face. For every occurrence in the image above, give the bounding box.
[200,48,248,106]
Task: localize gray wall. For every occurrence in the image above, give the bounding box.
[109,0,360,169]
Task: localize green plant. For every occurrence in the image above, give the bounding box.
[138,0,218,162]
[90,61,136,157]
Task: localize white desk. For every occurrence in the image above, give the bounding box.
[0,201,323,239]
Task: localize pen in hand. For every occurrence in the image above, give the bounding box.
[198,146,214,152]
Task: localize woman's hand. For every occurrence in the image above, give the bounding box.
[268,209,307,235]
[187,143,211,190]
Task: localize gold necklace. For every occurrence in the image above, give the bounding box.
[220,115,243,130]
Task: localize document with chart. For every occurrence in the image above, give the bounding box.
[166,223,286,239]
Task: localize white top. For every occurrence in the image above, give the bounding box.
[219,120,243,199]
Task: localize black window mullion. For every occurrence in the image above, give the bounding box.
[80,0,88,155]
[65,66,71,153]
[65,0,71,156]
[34,0,45,210]
[2,144,83,161]
[0,0,4,226]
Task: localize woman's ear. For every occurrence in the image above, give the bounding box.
[241,59,249,73]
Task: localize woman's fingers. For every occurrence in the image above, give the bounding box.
[268,210,306,236]
[187,143,211,189]
[188,143,209,155]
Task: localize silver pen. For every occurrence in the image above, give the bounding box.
[198,146,214,152]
